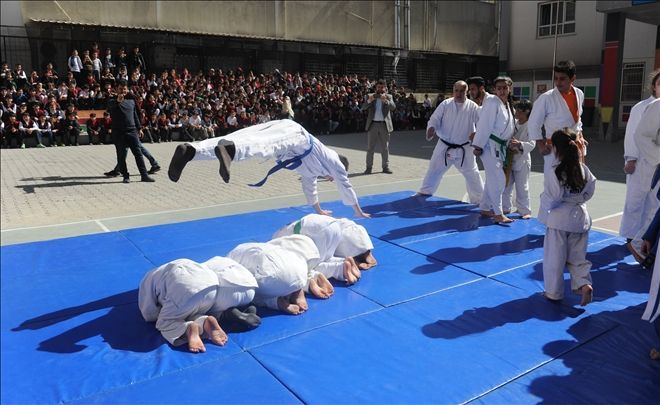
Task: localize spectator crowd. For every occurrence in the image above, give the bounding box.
[1,43,441,149]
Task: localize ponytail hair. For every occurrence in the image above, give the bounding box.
[551,129,585,193]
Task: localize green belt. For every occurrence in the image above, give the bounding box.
[489,134,508,162]
[293,220,302,234]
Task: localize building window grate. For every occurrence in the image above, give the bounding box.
[620,62,645,102]
[537,1,576,38]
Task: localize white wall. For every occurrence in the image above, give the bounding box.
[508,0,604,73]
[1,0,23,26]
[623,18,657,99]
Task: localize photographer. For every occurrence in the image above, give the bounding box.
[361,79,396,174]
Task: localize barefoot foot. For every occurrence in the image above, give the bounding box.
[186,322,206,353]
[290,289,308,311]
[650,348,660,360]
[277,296,303,315]
[203,315,227,346]
[579,284,593,306]
[493,214,514,224]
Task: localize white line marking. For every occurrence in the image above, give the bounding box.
[592,212,623,222]
[94,220,111,233]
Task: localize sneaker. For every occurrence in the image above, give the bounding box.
[20,144,26,149]
[363,167,372,175]
[382,168,393,174]
[141,175,156,182]
[168,143,196,182]
[104,170,120,177]
[147,165,161,174]
[37,143,46,148]
[122,177,130,183]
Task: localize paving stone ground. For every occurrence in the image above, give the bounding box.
[0,129,626,245]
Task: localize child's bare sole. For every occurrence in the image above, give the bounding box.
[579,285,593,306]
[309,274,334,298]
[290,289,308,311]
[343,259,360,284]
[278,296,303,315]
[520,214,532,220]
[186,322,206,353]
[204,315,227,346]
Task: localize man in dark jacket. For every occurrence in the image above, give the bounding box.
[106,79,154,183]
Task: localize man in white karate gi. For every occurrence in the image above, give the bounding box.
[416,80,483,203]
[228,234,320,315]
[620,70,660,261]
[138,256,259,353]
[168,119,370,218]
[273,214,376,297]
[527,60,586,157]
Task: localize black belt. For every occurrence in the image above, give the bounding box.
[440,139,470,166]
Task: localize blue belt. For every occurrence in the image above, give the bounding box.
[249,137,314,187]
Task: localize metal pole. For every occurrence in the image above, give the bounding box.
[551,2,560,83]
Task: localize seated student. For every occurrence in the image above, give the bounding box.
[503,99,535,219]
[272,214,376,297]
[86,112,102,145]
[61,111,81,146]
[18,112,44,148]
[36,114,55,146]
[157,112,171,142]
[138,256,260,353]
[99,111,112,144]
[168,119,370,218]
[228,234,319,315]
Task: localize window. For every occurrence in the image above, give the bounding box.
[620,63,645,102]
[537,1,576,38]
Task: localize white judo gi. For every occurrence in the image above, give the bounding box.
[272,214,374,285]
[190,120,358,209]
[538,154,596,300]
[527,86,584,143]
[419,98,484,203]
[620,97,660,250]
[228,234,320,310]
[503,120,535,215]
[473,96,515,215]
[138,257,258,346]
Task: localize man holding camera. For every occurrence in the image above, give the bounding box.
[361,79,396,174]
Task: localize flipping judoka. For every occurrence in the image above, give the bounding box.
[273,214,377,298]
[416,80,483,203]
[168,119,371,218]
[228,234,321,315]
[138,256,259,353]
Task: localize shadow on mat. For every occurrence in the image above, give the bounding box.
[527,305,660,403]
[13,289,168,353]
[362,196,476,218]
[380,212,493,242]
[422,292,586,339]
[587,242,639,267]
[417,233,545,274]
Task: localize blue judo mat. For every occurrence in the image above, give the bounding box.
[1,191,658,404]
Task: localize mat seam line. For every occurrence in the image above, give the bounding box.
[243,350,307,404]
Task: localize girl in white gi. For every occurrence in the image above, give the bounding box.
[502,100,535,219]
[272,214,376,297]
[138,256,259,353]
[416,80,483,203]
[228,234,320,315]
[472,76,516,223]
[168,119,370,218]
[539,129,596,306]
[620,70,660,263]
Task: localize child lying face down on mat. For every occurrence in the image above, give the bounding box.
[538,129,596,306]
[228,234,321,315]
[138,256,261,353]
[272,214,377,298]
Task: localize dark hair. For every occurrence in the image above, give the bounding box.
[515,99,533,116]
[377,79,387,86]
[466,76,485,87]
[338,154,349,172]
[650,69,660,97]
[551,129,585,193]
[553,60,576,79]
[116,78,128,87]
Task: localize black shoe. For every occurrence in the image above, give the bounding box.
[168,143,196,182]
[141,175,156,182]
[104,170,120,177]
[122,177,130,183]
[214,143,234,183]
[147,165,161,175]
[382,168,393,174]
[222,307,261,331]
[363,167,372,175]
